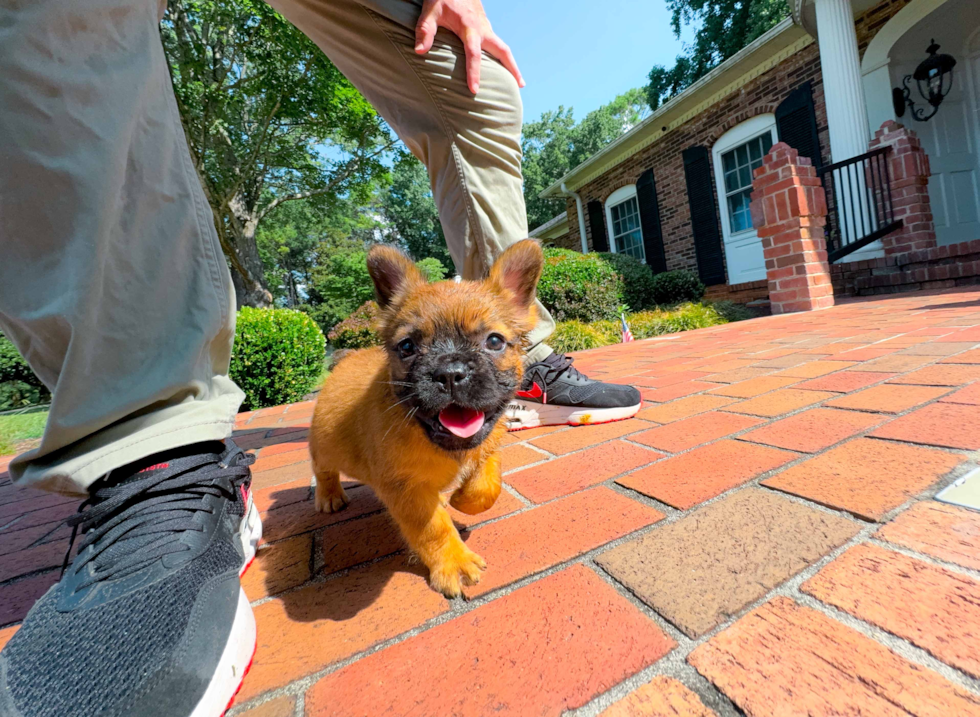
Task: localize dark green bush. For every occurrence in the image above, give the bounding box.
[230,308,326,411]
[649,270,705,306]
[598,252,657,311]
[537,249,624,322]
[328,301,382,349]
[0,333,50,410]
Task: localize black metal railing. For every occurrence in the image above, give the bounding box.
[817,146,903,263]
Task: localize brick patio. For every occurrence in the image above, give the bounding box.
[3,286,980,716]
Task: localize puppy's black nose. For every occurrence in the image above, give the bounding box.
[433,361,470,392]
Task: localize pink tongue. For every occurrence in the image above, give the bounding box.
[438,405,486,438]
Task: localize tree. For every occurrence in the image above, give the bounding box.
[646,0,789,110]
[160,0,395,307]
[522,89,650,230]
[380,151,453,267]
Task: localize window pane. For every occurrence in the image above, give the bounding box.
[738,165,752,188]
[609,197,645,262]
[727,190,753,233]
[761,132,773,156]
[723,150,737,173]
[748,138,762,162]
[724,169,739,193]
[736,144,749,166]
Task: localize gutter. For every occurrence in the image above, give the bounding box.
[561,183,589,254]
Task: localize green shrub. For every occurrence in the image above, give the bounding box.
[230,308,326,411]
[598,252,657,311]
[416,257,449,282]
[548,320,618,353]
[537,249,624,322]
[711,300,756,323]
[0,333,50,410]
[627,303,728,339]
[650,270,705,306]
[328,301,382,349]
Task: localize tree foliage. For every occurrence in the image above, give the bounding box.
[646,0,789,111]
[522,89,650,230]
[160,0,394,306]
[380,151,452,266]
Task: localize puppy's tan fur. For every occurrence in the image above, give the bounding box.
[309,241,543,597]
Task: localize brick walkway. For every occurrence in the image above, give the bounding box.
[3,286,980,716]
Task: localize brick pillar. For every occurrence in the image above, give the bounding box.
[750,142,835,314]
[868,120,937,256]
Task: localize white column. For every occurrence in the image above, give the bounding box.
[815,0,871,161]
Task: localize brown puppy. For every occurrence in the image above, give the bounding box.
[309,240,544,597]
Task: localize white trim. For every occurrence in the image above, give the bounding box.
[604,185,644,260]
[712,116,777,284]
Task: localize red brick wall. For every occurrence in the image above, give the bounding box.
[855,0,914,58]
[563,44,830,286]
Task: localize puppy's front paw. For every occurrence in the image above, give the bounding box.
[427,545,487,598]
[314,481,350,514]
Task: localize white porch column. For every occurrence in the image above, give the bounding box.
[815,0,871,161]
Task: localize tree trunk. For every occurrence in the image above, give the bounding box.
[227,205,273,309]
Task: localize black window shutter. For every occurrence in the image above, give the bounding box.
[635,169,668,274]
[775,81,822,169]
[586,200,608,252]
[682,146,726,285]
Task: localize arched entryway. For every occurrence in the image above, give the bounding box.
[861,0,980,246]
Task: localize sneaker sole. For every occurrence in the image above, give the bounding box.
[189,490,262,717]
[505,401,642,430]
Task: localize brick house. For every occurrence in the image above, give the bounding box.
[531,0,980,308]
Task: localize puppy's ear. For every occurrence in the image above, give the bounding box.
[366,245,425,308]
[489,239,544,312]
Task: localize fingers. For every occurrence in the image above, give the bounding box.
[484,33,524,88]
[463,30,482,94]
[415,8,437,54]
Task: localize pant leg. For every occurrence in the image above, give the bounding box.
[0,0,244,496]
[266,0,555,362]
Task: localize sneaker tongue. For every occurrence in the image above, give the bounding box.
[438,405,486,438]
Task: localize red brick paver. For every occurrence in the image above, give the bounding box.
[803,544,980,678]
[619,440,796,510]
[738,407,884,453]
[599,676,717,717]
[305,566,676,717]
[689,597,980,717]
[824,383,950,413]
[630,411,762,453]
[871,402,980,450]
[761,438,964,521]
[876,501,980,571]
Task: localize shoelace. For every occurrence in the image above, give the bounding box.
[61,444,253,590]
[532,352,586,385]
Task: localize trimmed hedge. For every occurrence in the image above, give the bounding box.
[597,252,657,312]
[537,249,624,322]
[328,301,381,350]
[230,308,326,411]
[548,320,619,353]
[0,333,50,410]
[649,270,705,306]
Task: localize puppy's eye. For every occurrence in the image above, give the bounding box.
[396,338,416,358]
[484,334,506,352]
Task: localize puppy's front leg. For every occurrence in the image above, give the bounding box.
[449,452,501,515]
[384,486,485,598]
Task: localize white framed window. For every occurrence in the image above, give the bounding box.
[604,185,646,262]
[711,114,777,284]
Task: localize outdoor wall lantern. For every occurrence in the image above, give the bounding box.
[892,40,957,122]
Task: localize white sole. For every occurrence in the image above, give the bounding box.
[189,489,262,717]
[187,588,256,717]
[505,401,642,430]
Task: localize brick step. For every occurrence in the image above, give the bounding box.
[834,239,980,296]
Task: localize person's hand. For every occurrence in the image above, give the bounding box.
[415,0,525,94]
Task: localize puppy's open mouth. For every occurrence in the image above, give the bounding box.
[437,405,486,439]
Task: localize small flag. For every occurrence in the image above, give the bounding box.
[620,312,634,343]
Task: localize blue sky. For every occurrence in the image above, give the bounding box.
[487,0,694,123]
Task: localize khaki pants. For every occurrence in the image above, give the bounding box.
[0,0,555,496]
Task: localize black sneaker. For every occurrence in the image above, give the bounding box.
[0,441,261,717]
[505,351,642,429]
